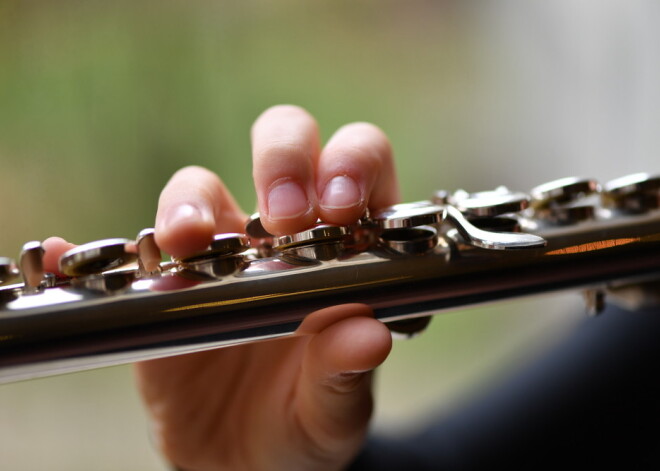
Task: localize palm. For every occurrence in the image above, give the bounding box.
[135,315,382,471]
[136,339,306,470]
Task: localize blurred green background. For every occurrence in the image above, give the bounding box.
[2,0,657,469]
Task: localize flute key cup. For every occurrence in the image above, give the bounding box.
[58,238,138,277]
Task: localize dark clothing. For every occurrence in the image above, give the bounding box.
[349,305,660,469]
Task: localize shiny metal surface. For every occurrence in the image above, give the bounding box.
[2,175,660,384]
[602,173,660,213]
[530,177,599,206]
[373,201,445,228]
[59,238,138,277]
[379,226,439,255]
[535,203,596,225]
[445,206,545,250]
[604,172,660,196]
[452,187,530,217]
[182,233,250,262]
[19,241,45,290]
[275,224,347,249]
[245,213,274,239]
[530,177,603,224]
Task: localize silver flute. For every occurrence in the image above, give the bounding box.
[2,173,660,384]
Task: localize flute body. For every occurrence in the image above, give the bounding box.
[1,175,660,383]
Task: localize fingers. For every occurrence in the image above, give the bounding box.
[45,107,397,267]
[252,105,399,235]
[44,167,247,265]
[296,306,392,455]
[42,237,77,275]
[251,105,322,235]
[317,122,399,225]
[155,166,247,259]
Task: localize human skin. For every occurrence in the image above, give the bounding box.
[42,105,399,471]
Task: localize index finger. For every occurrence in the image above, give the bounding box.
[155,166,247,259]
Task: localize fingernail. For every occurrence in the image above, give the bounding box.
[267,180,311,220]
[320,175,362,210]
[163,203,213,230]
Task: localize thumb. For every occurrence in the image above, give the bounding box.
[294,313,392,460]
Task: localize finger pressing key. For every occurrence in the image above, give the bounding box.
[155,166,247,259]
[317,122,400,225]
[251,105,321,236]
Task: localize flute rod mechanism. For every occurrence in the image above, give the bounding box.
[2,174,660,384]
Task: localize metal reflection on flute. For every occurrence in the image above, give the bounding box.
[2,174,660,384]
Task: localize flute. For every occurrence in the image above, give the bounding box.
[1,173,660,384]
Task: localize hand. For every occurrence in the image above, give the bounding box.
[43,105,399,471]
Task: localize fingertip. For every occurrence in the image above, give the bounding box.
[318,174,366,225]
[295,316,391,452]
[259,178,319,236]
[42,236,77,275]
[251,105,321,236]
[251,104,318,136]
[42,236,74,249]
[155,166,246,259]
[297,303,375,335]
[155,203,216,259]
[317,122,399,226]
[308,316,392,379]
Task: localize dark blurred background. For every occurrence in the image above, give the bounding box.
[1,1,658,469]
